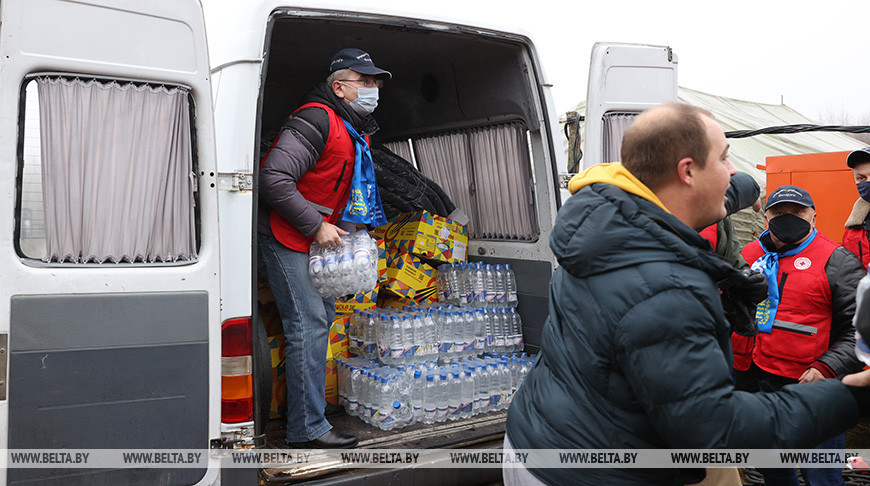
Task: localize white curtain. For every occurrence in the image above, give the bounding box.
[602,112,638,164]
[37,77,197,263]
[413,123,537,240]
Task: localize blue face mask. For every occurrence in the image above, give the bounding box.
[858,181,870,203]
[341,83,379,115]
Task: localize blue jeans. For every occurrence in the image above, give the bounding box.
[258,233,335,442]
[757,434,845,486]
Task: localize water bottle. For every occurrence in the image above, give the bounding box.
[436,265,448,303]
[410,313,426,365]
[436,371,449,422]
[488,362,502,411]
[499,358,513,408]
[494,264,507,308]
[377,315,392,364]
[492,308,506,354]
[440,310,455,357]
[400,315,416,365]
[476,362,491,415]
[448,263,462,305]
[361,312,375,360]
[390,400,413,429]
[347,310,360,356]
[460,264,474,306]
[505,264,517,307]
[422,373,437,424]
[374,376,392,430]
[322,245,340,297]
[473,309,486,354]
[508,307,524,353]
[352,231,376,293]
[423,312,438,364]
[389,316,404,365]
[462,311,476,358]
[472,263,486,308]
[410,369,424,424]
[347,365,362,415]
[460,367,474,419]
[450,369,465,421]
[482,308,495,354]
[484,264,497,307]
[337,235,355,294]
[308,242,326,290]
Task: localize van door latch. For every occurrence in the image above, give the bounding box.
[217,172,253,192]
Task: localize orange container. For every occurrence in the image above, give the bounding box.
[765,151,856,244]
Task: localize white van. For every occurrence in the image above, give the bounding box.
[0,0,675,484]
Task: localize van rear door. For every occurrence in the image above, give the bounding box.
[583,42,678,169]
[0,1,219,484]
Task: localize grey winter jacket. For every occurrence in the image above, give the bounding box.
[505,180,859,486]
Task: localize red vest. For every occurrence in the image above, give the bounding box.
[843,226,870,270]
[263,102,358,252]
[732,232,838,379]
[699,223,718,250]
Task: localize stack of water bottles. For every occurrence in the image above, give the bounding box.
[346,305,524,365]
[308,229,378,298]
[435,262,517,308]
[336,354,536,430]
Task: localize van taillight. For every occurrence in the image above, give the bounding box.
[222,317,253,423]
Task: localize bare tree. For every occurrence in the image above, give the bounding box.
[817,107,870,145]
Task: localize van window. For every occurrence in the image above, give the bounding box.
[602,112,638,164]
[413,122,538,240]
[17,76,198,264]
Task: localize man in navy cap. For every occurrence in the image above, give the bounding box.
[257,48,391,448]
[734,184,864,485]
[843,147,870,269]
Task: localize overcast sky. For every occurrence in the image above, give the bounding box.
[384,0,870,124]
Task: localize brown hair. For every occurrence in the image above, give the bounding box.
[621,102,713,191]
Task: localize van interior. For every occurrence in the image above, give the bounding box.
[255,11,556,482]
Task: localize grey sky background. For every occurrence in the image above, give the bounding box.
[386,0,870,124]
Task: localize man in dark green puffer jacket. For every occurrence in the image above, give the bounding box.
[505,102,869,485]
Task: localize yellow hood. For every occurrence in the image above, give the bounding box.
[567,162,669,213]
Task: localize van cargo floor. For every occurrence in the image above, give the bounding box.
[260,411,507,484]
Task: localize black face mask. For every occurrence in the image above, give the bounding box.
[768,213,812,245]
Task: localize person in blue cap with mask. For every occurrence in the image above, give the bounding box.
[735,184,865,485]
[257,48,390,448]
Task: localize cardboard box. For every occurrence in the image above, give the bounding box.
[268,335,286,419]
[381,252,438,304]
[325,316,350,405]
[377,238,388,283]
[334,289,378,318]
[374,211,469,264]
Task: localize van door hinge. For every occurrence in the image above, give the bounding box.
[217,172,253,192]
[0,334,7,400]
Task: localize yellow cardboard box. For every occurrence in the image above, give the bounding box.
[268,335,286,419]
[381,252,438,304]
[374,211,469,264]
[325,316,350,405]
[335,289,378,318]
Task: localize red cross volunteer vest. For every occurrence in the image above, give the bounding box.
[731,233,838,379]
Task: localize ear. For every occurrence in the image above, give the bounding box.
[675,157,695,187]
[332,80,345,99]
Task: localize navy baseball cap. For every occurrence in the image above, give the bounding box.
[765,185,815,210]
[329,48,392,79]
[847,147,870,168]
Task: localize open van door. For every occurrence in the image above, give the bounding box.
[583,42,678,170]
[0,1,220,484]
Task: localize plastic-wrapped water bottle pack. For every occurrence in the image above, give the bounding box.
[309,229,378,298]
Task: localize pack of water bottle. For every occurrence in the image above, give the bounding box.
[336,353,536,430]
[435,262,517,308]
[309,229,378,298]
[346,305,523,365]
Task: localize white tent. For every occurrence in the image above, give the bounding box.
[561,87,867,244]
